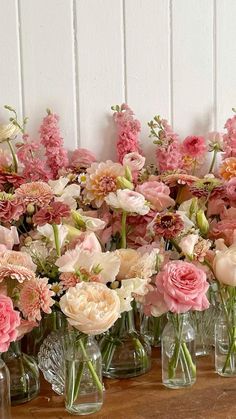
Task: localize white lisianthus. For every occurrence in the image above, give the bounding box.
[179,234,199,258]
[176,210,195,233]
[72,209,106,231]
[60,282,120,335]
[115,277,149,312]
[122,152,146,171]
[0,123,19,141]
[37,224,68,248]
[49,177,81,209]
[105,189,149,215]
[213,244,236,286]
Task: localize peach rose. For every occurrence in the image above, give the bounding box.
[136,181,175,211]
[213,244,236,286]
[59,282,120,334]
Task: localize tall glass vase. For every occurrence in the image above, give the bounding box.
[99,308,151,378]
[215,304,236,376]
[64,332,103,415]
[162,312,196,389]
[2,341,40,405]
[0,357,11,418]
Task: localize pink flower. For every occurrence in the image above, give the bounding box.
[18,278,55,321]
[157,141,183,172]
[122,152,145,171]
[70,148,96,169]
[16,319,38,340]
[209,219,236,246]
[182,136,207,157]
[0,150,11,169]
[0,294,20,352]
[105,189,150,215]
[33,201,70,226]
[155,261,209,313]
[0,193,25,223]
[143,287,167,316]
[15,181,53,207]
[0,171,25,192]
[149,212,184,239]
[0,265,36,284]
[136,181,174,211]
[0,226,19,250]
[226,177,236,202]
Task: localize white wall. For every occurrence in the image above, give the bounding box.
[0,0,235,160]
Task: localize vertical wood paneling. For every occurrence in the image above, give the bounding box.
[19,0,77,149]
[216,0,236,131]
[125,0,170,159]
[0,0,22,121]
[75,0,124,160]
[172,0,214,139]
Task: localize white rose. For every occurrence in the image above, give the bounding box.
[105,189,149,215]
[59,282,120,334]
[213,245,236,286]
[122,152,145,171]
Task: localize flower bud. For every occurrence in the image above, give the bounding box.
[117,176,134,190]
[71,210,86,229]
[125,165,133,182]
[26,203,35,215]
[196,209,209,235]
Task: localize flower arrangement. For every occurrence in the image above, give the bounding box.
[1,101,236,407]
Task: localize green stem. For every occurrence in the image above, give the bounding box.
[52,223,61,257]
[209,148,217,173]
[6,139,18,172]
[121,211,127,249]
[169,239,182,254]
[78,339,103,393]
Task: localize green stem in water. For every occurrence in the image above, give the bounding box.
[52,223,61,257]
[6,139,18,173]
[78,339,103,393]
[121,211,127,249]
[209,148,217,174]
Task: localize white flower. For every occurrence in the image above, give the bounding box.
[59,282,120,334]
[176,210,195,233]
[105,189,149,215]
[179,234,199,257]
[0,123,19,141]
[214,244,236,286]
[115,277,149,312]
[72,209,106,231]
[49,177,81,209]
[37,224,68,248]
[51,282,64,296]
[122,152,145,171]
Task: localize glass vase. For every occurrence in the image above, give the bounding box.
[215,305,236,376]
[190,303,218,356]
[2,341,40,405]
[64,332,103,415]
[0,357,11,418]
[140,313,166,347]
[99,309,151,378]
[162,312,196,389]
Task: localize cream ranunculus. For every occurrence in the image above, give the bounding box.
[105,189,149,215]
[213,244,236,286]
[0,123,19,142]
[59,282,120,334]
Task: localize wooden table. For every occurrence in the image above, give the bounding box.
[11,350,236,419]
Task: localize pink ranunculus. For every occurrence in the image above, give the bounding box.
[105,189,150,215]
[155,261,209,313]
[182,135,207,157]
[122,152,145,171]
[70,148,96,169]
[136,181,175,211]
[0,294,20,352]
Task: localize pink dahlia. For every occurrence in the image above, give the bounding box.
[156,260,209,313]
[0,294,20,352]
[182,136,207,157]
[0,193,25,223]
[18,278,54,321]
[15,181,53,207]
[33,200,70,226]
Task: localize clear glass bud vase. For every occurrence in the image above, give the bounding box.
[162,312,196,389]
[2,341,40,405]
[99,309,151,378]
[140,313,166,347]
[0,357,11,418]
[64,332,103,415]
[215,305,236,376]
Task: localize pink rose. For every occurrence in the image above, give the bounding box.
[155,261,209,313]
[182,136,207,157]
[0,294,20,352]
[70,148,96,169]
[136,181,174,211]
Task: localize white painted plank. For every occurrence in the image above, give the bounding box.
[75,0,124,161]
[216,0,236,131]
[19,0,77,149]
[125,0,170,160]
[172,0,214,139]
[0,0,22,122]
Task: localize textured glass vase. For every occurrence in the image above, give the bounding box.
[64,333,103,415]
[140,314,166,347]
[162,313,196,389]
[99,309,151,378]
[190,305,217,356]
[215,306,236,377]
[2,341,40,405]
[0,358,11,418]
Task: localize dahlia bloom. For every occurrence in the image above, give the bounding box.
[33,201,70,226]
[85,160,124,207]
[18,277,54,321]
[15,181,53,207]
[0,294,20,352]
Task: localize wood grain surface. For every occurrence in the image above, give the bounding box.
[11,350,236,419]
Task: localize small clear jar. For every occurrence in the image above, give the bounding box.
[0,358,11,419]
[162,312,196,389]
[215,305,236,377]
[64,333,103,415]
